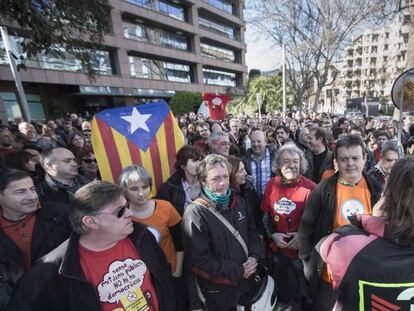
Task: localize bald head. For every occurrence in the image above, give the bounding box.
[250,130,267,157]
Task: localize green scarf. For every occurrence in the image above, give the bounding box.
[203,186,232,208]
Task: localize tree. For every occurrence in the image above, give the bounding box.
[169,92,202,117]
[231,74,294,114]
[0,0,111,78]
[249,69,261,79]
[247,0,396,111]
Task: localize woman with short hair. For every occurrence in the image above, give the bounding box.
[119,165,185,310]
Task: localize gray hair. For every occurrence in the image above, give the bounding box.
[272,142,308,175]
[118,165,152,190]
[381,140,401,158]
[207,131,229,147]
[197,154,232,183]
[69,181,123,235]
[40,147,68,164]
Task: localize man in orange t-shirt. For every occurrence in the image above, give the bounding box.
[299,134,382,311]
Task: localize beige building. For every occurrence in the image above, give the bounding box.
[320,15,410,114]
[0,0,247,120]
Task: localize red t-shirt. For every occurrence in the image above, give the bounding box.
[261,176,316,258]
[203,93,231,121]
[79,238,159,311]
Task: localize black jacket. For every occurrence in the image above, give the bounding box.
[304,149,334,183]
[7,223,175,311]
[298,172,382,298]
[36,175,87,206]
[319,215,414,311]
[181,191,262,308]
[0,201,71,288]
[235,181,264,235]
[156,171,186,216]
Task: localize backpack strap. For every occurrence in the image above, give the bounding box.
[193,198,248,257]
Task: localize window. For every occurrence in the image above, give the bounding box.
[385,32,390,39]
[0,36,113,75]
[126,0,151,8]
[384,44,388,50]
[126,0,185,21]
[157,0,185,21]
[371,46,377,53]
[203,68,236,86]
[372,34,379,42]
[129,56,191,83]
[199,16,235,39]
[203,0,233,15]
[200,42,235,62]
[123,22,189,51]
[0,93,45,121]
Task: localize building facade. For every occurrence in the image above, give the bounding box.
[319,15,410,114]
[0,0,247,121]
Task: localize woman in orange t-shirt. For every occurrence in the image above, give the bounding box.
[118,165,183,278]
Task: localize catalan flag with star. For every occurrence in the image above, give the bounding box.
[91,100,184,196]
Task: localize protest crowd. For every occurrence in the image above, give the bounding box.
[0,107,414,311]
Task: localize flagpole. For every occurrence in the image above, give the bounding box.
[282,45,287,113]
[0,27,31,122]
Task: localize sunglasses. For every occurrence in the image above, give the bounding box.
[83,158,97,164]
[97,203,129,218]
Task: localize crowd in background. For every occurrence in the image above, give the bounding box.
[0,108,414,311]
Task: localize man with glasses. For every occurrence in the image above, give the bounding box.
[8,181,175,311]
[208,131,231,156]
[36,147,87,206]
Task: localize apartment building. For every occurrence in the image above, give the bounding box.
[320,15,410,114]
[0,0,247,121]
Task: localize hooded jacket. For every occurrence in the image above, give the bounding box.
[319,215,414,311]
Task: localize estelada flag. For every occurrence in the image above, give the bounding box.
[91,100,184,196]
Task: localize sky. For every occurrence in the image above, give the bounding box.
[244,12,284,73]
[245,25,282,73]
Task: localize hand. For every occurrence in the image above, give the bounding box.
[286,232,299,250]
[245,175,254,183]
[172,270,183,278]
[271,232,289,248]
[242,257,258,279]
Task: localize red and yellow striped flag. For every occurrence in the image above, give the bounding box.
[91,100,184,196]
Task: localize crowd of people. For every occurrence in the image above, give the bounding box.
[0,109,414,311]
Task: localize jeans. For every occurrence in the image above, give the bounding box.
[272,251,309,304]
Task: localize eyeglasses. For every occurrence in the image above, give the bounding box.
[83,158,97,164]
[96,203,129,218]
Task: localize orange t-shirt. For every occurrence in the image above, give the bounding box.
[323,177,372,283]
[79,238,159,311]
[0,211,37,271]
[131,199,181,273]
[334,177,371,228]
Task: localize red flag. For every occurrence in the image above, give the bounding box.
[203,93,231,121]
